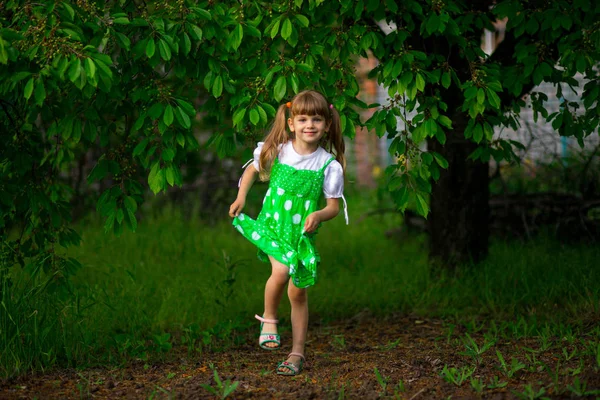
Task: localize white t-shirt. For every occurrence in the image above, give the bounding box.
[252,141,344,199]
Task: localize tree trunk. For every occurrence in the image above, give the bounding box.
[427,112,490,267]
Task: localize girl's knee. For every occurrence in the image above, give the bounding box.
[287,284,307,303]
[270,268,289,285]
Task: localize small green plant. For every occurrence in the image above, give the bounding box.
[536,325,553,352]
[460,332,495,365]
[337,383,345,400]
[182,323,202,356]
[496,350,525,378]
[167,372,176,379]
[378,337,401,351]
[394,379,406,396]
[374,367,389,395]
[440,365,475,387]
[512,384,549,400]
[567,377,600,396]
[332,335,346,349]
[153,333,173,353]
[214,251,245,309]
[470,377,484,394]
[487,375,508,389]
[200,363,239,399]
[561,346,577,361]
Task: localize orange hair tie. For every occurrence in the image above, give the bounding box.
[286,102,292,108]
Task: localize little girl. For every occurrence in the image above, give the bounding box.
[228,90,348,376]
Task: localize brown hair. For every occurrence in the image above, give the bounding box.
[258,90,346,181]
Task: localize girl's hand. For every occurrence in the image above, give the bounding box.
[229,197,245,217]
[303,212,321,233]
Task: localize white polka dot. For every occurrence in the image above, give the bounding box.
[292,214,301,224]
[310,257,315,264]
[287,251,294,258]
[274,212,279,221]
[238,214,245,221]
[252,232,261,240]
[305,200,310,210]
[272,199,275,205]
[284,200,292,210]
[271,241,278,247]
[282,255,288,261]
[297,194,303,198]
[266,188,271,196]
[290,264,294,269]
[277,188,285,195]
[266,213,271,218]
[236,226,244,234]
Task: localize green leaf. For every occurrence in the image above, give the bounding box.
[432,152,449,168]
[146,38,156,58]
[230,24,243,51]
[257,105,267,124]
[212,75,223,98]
[163,104,174,126]
[62,2,75,21]
[486,88,501,109]
[24,77,34,100]
[68,58,81,83]
[274,75,287,101]
[175,106,191,128]
[181,32,191,56]
[188,24,203,41]
[166,165,175,186]
[148,162,165,194]
[426,14,440,35]
[84,58,96,79]
[232,107,246,127]
[34,79,46,105]
[415,193,429,218]
[477,88,485,105]
[249,108,259,125]
[115,32,131,50]
[295,14,309,28]
[438,115,452,129]
[473,123,483,143]
[113,17,130,24]
[176,99,195,116]
[162,148,175,162]
[0,38,9,64]
[72,119,82,143]
[158,38,171,60]
[290,73,300,94]
[133,138,149,156]
[416,73,425,91]
[281,18,292,40]
[270,19,281,39]
[147,103,164,119]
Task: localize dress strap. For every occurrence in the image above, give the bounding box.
[238,158,254,188]
[319,157,336,173]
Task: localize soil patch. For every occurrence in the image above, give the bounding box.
[1,315,598,399]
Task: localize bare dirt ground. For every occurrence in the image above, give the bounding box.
[1,315,598,399]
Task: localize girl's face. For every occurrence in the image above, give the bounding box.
[287,114,329,147]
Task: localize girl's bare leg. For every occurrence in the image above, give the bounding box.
[279,279,308,369]
[261,256,289,347]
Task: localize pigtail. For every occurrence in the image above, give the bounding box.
[258,104,289,181]
[326,107,346,173]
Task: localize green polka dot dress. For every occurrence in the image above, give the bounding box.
[233,156,336,289]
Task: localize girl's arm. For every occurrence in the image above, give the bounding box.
[303,198,340,233]
[229,164,259,217]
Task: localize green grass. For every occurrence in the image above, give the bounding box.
[1,192,600,377]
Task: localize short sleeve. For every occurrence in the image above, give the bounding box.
[252,142,265,171]
[323,160,344,198]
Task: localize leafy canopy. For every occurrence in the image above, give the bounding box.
[1,0,599,281]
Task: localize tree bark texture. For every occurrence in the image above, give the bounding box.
[427,112,490,267]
